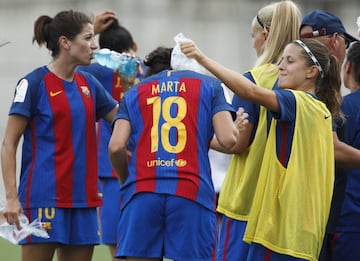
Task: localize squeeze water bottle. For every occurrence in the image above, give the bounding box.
[93,48,138,77]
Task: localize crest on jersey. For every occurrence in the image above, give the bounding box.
[80,86,90,97]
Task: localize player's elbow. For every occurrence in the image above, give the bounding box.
[108,140,126,159]
[217,135,237,150]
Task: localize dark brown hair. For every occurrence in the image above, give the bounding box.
[346,41,360,84]
[144,46,173,77]
[32,10,92,57]
[99,19,134,53]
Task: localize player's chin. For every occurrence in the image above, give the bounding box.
[79,58,92,66]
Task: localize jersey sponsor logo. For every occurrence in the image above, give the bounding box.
[146,158,187,168]
[49,90,63,97]
[80,86,90,97]
[324,115,331,119]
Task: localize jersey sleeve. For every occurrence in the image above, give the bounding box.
[211,81,236,116]
[231,71,261,125]
[9,67,47,118]
[272,89,296,121]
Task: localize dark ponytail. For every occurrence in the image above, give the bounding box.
[144,46,173,77]
[32,10,92,57]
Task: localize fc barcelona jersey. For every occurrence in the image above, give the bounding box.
[115,69,235,211]
[9,66,117,208]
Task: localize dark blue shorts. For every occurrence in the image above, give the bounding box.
[98,178,121,245]
[116,192,217,260]
[217,215,249,261]
[332,231,360,261]
[247,243,308,261]
[19,207,100,245]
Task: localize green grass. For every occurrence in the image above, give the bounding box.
[0,240,112,260]
[0,239,172,260]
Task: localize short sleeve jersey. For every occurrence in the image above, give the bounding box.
[10,66,117,208]
[114,69,235,211]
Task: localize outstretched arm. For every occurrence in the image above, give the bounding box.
[180,41,280,113]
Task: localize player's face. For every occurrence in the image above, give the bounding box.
[278,44,311,90]
[69,23,98,66]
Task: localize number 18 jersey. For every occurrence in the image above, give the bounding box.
[115,69,235,211]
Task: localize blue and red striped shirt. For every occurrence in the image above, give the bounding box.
[10,66,117,208]
[115,69,235,211]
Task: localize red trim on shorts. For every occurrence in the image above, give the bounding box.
[331,232,339,261]
[264,248,272,261]
[222,218,232,261]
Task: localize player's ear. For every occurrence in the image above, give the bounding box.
[59,36,71,51]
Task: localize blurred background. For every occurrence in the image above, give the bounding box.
[0,0,359,199]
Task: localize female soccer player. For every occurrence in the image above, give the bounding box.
[1,10,118,261]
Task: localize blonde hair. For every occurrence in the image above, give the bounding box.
[255,0,301,67]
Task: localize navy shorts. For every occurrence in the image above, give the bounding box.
[116,192,217,260]
[98,178,121,244]
[217,215,249,261]
[332,231,360,261]
[19,207,100,245]
[247,243,308,261]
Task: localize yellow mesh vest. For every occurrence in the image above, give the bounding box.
[217,64,279,220]
[243,90,334,261]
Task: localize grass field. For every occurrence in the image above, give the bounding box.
[0,239,173,260]
[0,239,113,260]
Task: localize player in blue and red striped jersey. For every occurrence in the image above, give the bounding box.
[78,18,147,260]
[108,46,248,261]
[1,10,118,261]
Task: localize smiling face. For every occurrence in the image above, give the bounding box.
[278,43,315,90]
[67,23,98,66]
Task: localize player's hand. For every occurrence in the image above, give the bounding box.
[3,197,23,230]
[93,10,117,34]
[180,41,205,62]
[234,107,248,133]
